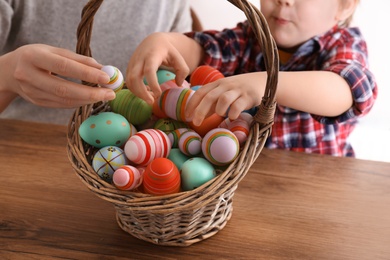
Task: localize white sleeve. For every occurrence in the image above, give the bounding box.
[170,0,192,33]
[0,0,13,53]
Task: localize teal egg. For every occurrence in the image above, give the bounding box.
[181,157,216,191]
[144,69,176,85]
[109,89,152,125]
[79,112,131,148]
[168,148,190,170]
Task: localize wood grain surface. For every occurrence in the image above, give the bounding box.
[1,119,390,259]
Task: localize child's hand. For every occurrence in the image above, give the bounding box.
[125,32,190,105]
[186,72,267,126]
[0,44,114,109]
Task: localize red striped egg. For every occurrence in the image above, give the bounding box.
[124,129,171,166]
[190,65,224,86]
[143,158,181,195]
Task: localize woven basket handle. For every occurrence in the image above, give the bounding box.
[76,0,278,127]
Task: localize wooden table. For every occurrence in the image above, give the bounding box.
[1,119,390,260]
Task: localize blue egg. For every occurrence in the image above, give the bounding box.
[168,148,190,170]
[181,157,216,191]
[92,146,128,183]
[79,112,131,148]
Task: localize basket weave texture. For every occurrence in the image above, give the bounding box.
[67,0,278,246]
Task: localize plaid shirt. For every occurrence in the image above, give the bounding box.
[185,21,377,157]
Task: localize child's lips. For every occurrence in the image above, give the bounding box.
[274,17,290,25]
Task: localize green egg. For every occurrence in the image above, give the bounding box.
[181,157,216,191]
[79,112,131,148]
[109,89,152,125]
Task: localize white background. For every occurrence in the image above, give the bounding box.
[190,0,390,162]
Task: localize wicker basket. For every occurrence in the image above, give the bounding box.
[67,0,278,246]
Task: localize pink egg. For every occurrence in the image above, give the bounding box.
[168,128,189,148]
[124,129,171,166]
[113,165,143,191]
[178,130,202,156]
[100,65,124,92]
[158,88,195,122]
[227,118,250,145]
[201,128,240,166]
[160,79,190,92]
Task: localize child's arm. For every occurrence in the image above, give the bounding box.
[125,32,204,105]
[186,70,353,126]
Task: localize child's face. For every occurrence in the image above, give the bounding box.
[261,0,343,51]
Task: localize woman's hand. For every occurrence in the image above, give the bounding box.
[186,72,267,126]
[0,44,114,110]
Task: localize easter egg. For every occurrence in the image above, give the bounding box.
[188,113,225,137]
[153,118,188,134]
[178,130,202,156]
[181,157,216,191]
[168,148,190,170]
[227,118,250,145]
[190,65,224,86]
[159,79,190,92]
[201,128,240,166]
[109,89,152,125]
[113,165,143,191]
[92,146,128,183]
[124,129,171,166]
[100,65,125,92]
[79,112,131,148]
[158,88,195,122]
[144,69,176,85]
[143,157,181,195]
[167,128,189,148]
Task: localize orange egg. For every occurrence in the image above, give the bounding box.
[190,65,224,86]
[142,158,181,195]
[188,113,225,137]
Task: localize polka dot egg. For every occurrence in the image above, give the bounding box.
[79,112,131,148]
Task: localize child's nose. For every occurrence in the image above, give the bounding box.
[277,0,295,6]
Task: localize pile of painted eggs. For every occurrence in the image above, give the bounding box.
[79,65,255,196]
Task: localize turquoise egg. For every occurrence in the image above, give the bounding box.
[79,112,131,148]
[181,157,216,191]
[168,148,190,170]
[144,69,176,85]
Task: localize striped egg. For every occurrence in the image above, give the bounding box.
[227,118,250,145]
[100,65,125,92]
[167,128,189,148]
[201,128,240,166]
[92,146,128,183]
[109,89,152,125]
[160,79,190,92]
[190,65,224,86]
[142,157,181,195]
[178,130,202,156]
[124,129,171,166]
[158,88,195,122]
[113,165,143,191]
[153,118,188,134]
